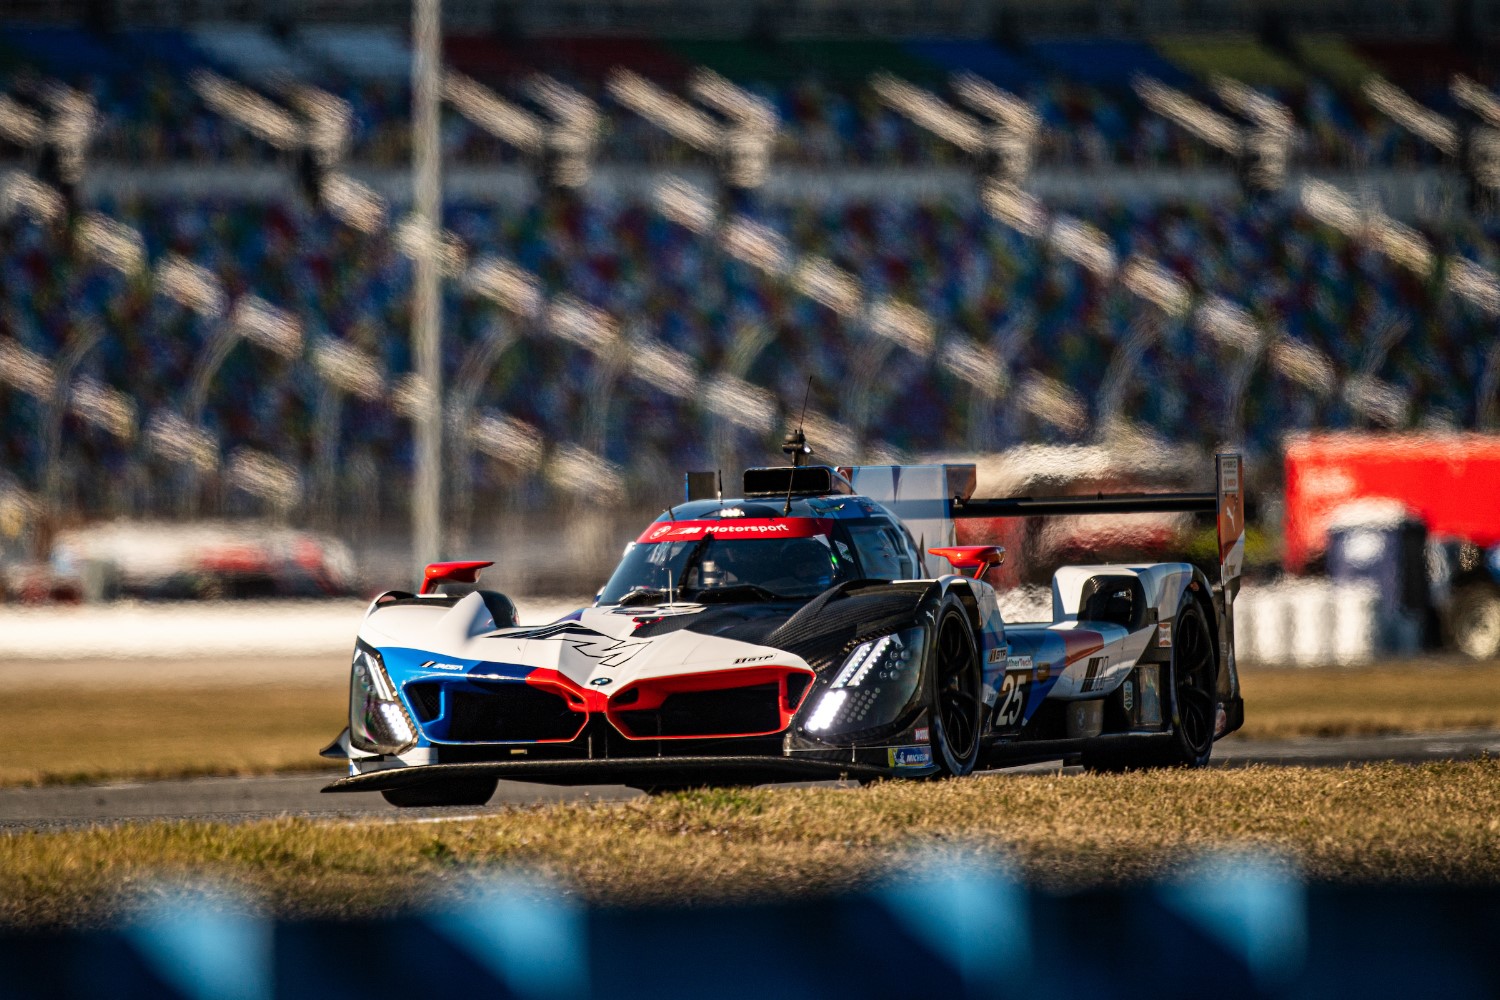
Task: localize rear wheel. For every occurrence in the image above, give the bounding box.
[1082,599,1217,772]
[1165,600,1218,766]
[929,601,983,777]
[1450,585,1500,660]
[380,776,498,808]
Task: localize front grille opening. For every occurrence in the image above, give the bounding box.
[784,673,813,710]
[615,682,782,738]
[405,681,443,722]
[445,681,583,742]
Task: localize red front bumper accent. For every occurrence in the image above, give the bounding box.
[605,665,816,740]
[517,669,598,743]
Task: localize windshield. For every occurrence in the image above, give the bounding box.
[598,521,852,604]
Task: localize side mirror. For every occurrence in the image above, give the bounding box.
[419,560,495,595]
[927,545,1005,580]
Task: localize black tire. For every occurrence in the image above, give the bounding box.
[1449,585,1500,661]
[928,599,983,777]
[1163,599,1217,767]
[380,777,498,808]
[1082,598,1217,772]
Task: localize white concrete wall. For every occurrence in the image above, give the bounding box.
[1235,579,1403,666]
[0,582,1398,667]
[0,597,590,660]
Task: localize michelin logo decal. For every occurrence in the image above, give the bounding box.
[888,746,934,769]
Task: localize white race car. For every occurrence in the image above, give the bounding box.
[324,445,1246,806]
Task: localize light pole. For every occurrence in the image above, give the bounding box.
[42,322,103,516]
[446,318,519,548]
[1,335,132,536]
[0,186,140,529]
[155,256,303,514]
[411,0,443,570]
[309,336,386,527]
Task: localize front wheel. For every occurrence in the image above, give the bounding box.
[380,776,498,808]
[928,600,983,778]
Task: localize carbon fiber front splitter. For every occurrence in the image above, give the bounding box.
[322,755,890,792]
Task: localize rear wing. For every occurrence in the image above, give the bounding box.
[949,451,1246,595]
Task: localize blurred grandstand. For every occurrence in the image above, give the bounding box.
[0,0,1497,593]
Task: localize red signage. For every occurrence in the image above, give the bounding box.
[1283,433,1500,572]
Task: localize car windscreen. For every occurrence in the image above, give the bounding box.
[598,519,851,604]
[842,520,921,579]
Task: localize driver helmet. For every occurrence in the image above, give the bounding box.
[697,557,724,588]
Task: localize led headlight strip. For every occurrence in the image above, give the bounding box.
[831,633,904,688]
[803,689,848,732]
[805,629,922,733]
[348,642,418,755]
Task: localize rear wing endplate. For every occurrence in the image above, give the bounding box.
[1214,453,1245,595]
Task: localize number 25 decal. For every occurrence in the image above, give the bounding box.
[996,672,1025,726]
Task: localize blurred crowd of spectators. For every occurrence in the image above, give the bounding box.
[1,186,1496,518]
[0,27,1494,172]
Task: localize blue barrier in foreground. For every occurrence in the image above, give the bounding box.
[3,858,1499,999]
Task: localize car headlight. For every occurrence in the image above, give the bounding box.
[348,641,418,755]
[804,627,927,735]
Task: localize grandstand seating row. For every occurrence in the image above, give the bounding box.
[1,190,1495,513]
[0,26,1494,169]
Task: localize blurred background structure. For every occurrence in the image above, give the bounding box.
[0,0,1498,659]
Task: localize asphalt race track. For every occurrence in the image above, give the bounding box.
[3,730,1498,831]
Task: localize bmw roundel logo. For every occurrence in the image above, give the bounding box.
[589,677,613,687]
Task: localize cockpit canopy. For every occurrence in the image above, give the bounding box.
[596,498,923,606]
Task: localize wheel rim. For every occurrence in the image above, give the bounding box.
[1174,606,1217,757]
[936,613,981,761]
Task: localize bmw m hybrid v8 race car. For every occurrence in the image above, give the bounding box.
[323,448,1246,806]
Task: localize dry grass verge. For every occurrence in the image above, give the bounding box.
[4,761,1500,927]
[1237,661,1500,738]
[1,660,1497,787]
[0,684,346,788]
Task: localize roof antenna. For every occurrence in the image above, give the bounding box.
[717,469,724,506]
[782,376,813,514]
